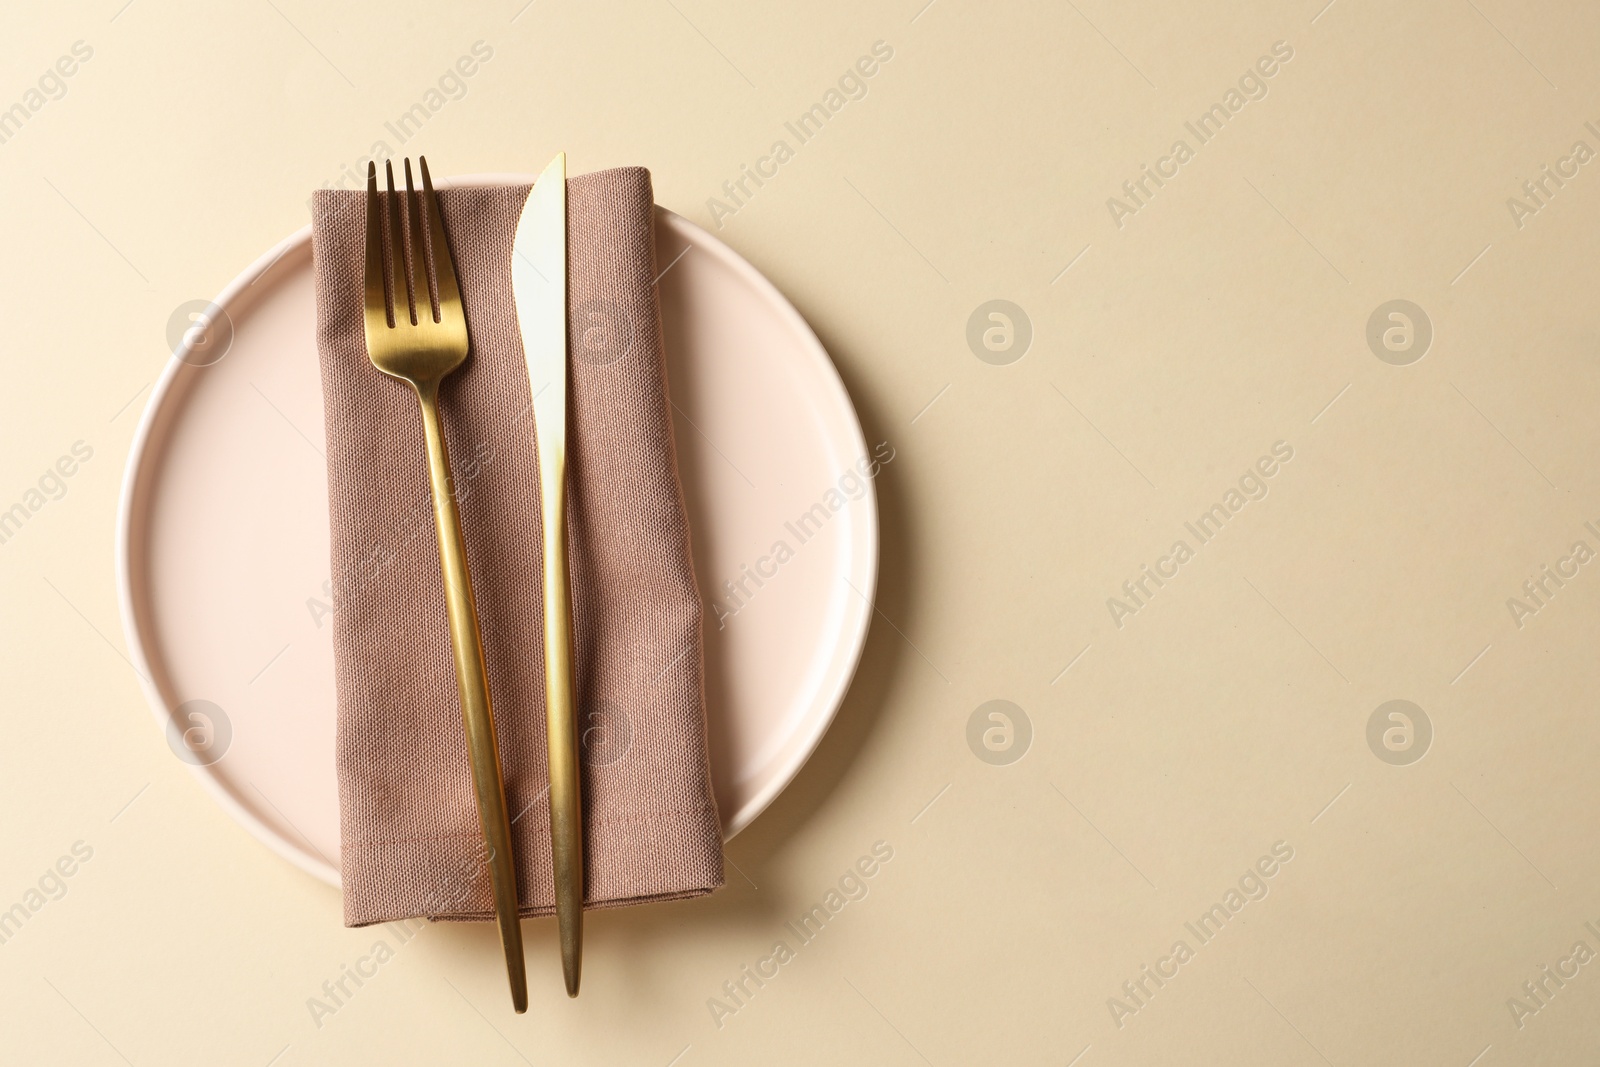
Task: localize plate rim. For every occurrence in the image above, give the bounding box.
[114,178,878,887]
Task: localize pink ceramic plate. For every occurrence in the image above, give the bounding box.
[115,179,878,885]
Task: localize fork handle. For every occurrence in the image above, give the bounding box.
[415,380,529,1014]
[536,429,584,997]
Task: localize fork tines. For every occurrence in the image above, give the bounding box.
[363,157,463,333]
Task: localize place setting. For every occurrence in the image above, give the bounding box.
[115,154,880,1008]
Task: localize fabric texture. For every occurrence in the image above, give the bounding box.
[310,167,724,926]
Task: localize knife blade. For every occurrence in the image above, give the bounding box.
[511,151,584,997]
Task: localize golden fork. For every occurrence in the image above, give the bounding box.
[361,157,528,1014]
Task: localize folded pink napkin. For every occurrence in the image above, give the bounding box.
[310,167,724,926]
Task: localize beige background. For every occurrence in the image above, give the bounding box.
[1,0,1596,1064]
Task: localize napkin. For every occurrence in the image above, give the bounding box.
[310,167,724,926]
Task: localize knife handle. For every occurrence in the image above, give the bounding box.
[416,381,528,1014]
[538,436,584,997]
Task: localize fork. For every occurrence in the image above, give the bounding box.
[362,157,528,1014]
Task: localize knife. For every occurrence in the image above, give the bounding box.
[511,151,584,997]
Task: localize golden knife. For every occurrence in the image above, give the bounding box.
[511,152,584,996]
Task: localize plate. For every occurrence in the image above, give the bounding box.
[115,177,878,886]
